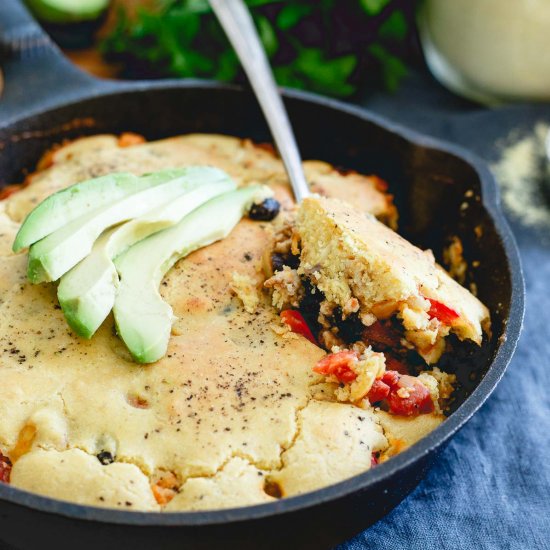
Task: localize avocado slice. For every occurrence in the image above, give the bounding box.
[113,185,270,364]
[24,0,109,24]
[56,227,120,339]
[13,168,190,252]
[58,173,235,338]
[27,168,221,283]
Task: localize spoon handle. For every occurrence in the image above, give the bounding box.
[210,0,310,203]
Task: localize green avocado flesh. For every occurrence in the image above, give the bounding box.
[13,169,189,252]
[113,185,268,364]
[27,168,218,283]
[56,228,119,339]
[25,0,109,24]
[57,173,235,338]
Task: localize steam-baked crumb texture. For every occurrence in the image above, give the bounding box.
[295,196,490,364]
[1,134,448,510]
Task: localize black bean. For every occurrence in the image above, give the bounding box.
[299,278,324,314]
[271,253,286,273]
[248,198,281,221]
[96,451,114,465]
[271,252,300,273]
[334,310,364,343]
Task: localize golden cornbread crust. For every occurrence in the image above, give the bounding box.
[295,196,490,356]
[0,134,443,511]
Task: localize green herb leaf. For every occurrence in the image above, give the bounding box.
[360,0,391,16]
[379,10,407,41]
[215,49,240,81]
[368,44,408,92]
[276,4,312,30]
[101,0,412,96]
[293,48,357,96]
[256,15,279,57]
[273,66,306,89]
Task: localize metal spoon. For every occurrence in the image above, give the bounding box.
[209,0,310,203]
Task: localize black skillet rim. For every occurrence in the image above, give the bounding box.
[0,81,525,527]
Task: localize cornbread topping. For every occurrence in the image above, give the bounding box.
[0,133,486,511]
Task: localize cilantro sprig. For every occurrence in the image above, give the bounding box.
[101,0,416,97]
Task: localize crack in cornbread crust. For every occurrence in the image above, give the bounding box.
[269,401,387,497]
[165,457,275,511]
[0,134,435,511]
[296,196,490,345]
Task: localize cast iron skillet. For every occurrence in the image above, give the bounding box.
[0,2,524,549]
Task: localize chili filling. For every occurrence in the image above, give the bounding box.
[270,258,462,415]
[0,452,12,484]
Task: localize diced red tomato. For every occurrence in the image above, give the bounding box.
[426,298,460,325]
[387,374,434,416]
[314,353,435,416]
[335,368,357,384]
[384,354,409,375]
[381,370,400,388]
[313,350,358,383]
[0,453,12,483]
[367,379,391,404]
[362,321,401,349]
[280,310,317,344]
[366,370,402,404]
[367,370,434,415]
[371,454,379,467]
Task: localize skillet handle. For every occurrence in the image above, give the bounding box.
[0,0,109,120]
[0,0,52,56]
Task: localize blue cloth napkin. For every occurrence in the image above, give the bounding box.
[338,76,550,550]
